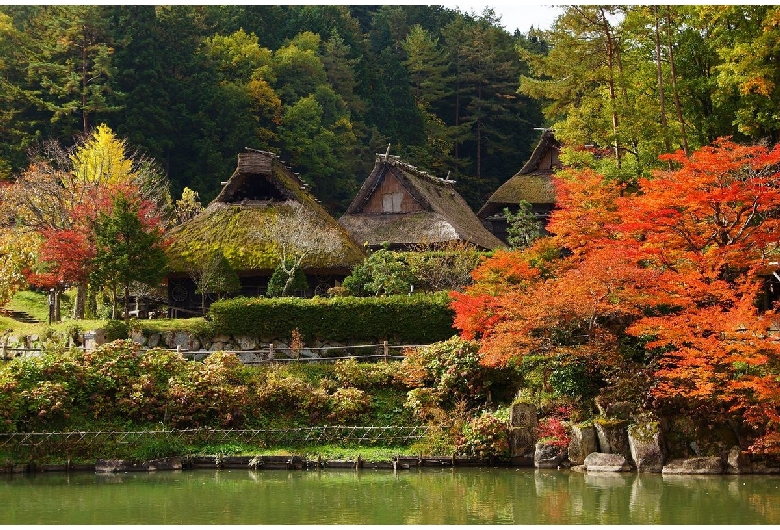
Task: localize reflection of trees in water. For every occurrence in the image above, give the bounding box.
[532,470,576,522]
[8,468,780,524]
[389,469,523,524]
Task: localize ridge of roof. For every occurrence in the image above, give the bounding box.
[340,155,504,250]
[518,129,561,175]
[477,130,560,218]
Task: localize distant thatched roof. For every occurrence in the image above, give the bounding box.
[166,150,365,274]
[477,130,561,219]
[339,155,504,250]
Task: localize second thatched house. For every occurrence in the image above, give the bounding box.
[477,130,562,244]
[339,153,504,251]
[165,149,365,315]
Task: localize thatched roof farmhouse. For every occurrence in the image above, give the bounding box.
[165,149,365,314]
[339,153,504,250]
[477,130,561,243]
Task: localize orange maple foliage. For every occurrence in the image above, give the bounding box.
[27,228,96,289]
[453,138,780,453]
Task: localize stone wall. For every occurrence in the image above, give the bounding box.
[1,328,395,363]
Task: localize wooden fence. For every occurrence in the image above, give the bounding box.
[0,341,425,363]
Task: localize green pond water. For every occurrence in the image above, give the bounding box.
[3,467,780,525]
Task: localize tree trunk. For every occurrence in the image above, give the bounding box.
[476,83,482,180]
[653,6,671,155]
[124,284,130,323]
[666,6,689,156]
[600,8,622,168]
[54,288,61,322]
[72,283,86,320]
[81,25,89,135]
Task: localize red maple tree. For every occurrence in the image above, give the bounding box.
[452,138,780,452]
[27,227,95,289]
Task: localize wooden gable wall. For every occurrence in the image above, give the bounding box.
[360,171,424,214]
[538,146,560,171]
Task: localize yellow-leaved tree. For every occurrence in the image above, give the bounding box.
[0,124,171,319]
[0,228,40,308]
[70,123,136,190]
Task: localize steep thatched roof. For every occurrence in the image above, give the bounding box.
[477,130,561,219]
[166,150,365,274]
[339,155,504,250]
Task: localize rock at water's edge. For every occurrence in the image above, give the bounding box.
[662,457,723,475]
[583,452,632,472]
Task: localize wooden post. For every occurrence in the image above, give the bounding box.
[383,340,389,361]
[269,343,274,359]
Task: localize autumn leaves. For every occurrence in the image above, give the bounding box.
[452,139,780,453]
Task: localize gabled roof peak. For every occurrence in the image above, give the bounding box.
[376,154,456,186]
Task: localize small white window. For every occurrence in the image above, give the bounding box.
[382,192,403,213]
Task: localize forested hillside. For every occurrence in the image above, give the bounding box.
[2,5,780,215]
[520,5,780,181]
[0,5,544,213]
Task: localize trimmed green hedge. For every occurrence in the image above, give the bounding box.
[208,293,455,344]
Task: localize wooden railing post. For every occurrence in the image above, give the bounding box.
[383,340,389,361]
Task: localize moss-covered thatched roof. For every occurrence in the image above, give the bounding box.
[166,150,365,274]
[339,155,504,250]
[477,130,561,219]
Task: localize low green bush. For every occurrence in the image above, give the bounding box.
[103,320,129,341]
[399,336,521,413]
[333,359,396,389]
[0,340,419,434]
[327,387,372,423]
[459,408,511,458]
[208,293,454,344]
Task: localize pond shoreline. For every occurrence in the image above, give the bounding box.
[2,454,528,474]
[6,452,780,475]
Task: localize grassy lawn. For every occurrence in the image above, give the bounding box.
[1,289,208,339]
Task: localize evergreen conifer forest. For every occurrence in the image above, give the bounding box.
[2,6,778,210]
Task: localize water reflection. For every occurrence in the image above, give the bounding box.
[2,468,780,524]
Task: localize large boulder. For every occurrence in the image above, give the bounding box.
[510,402,537,428]
[583,452,632,472]
[509,402,538,458]
[661,457,723,475]
[236,335,258,351]
[568,424,599,466]
[163,330,200,351]
[725,446,752,474]
[534,442,567,469]
[83,329,106,350]
[595,419,633,464]
[628,421,665,473]
[129,328,147,346]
